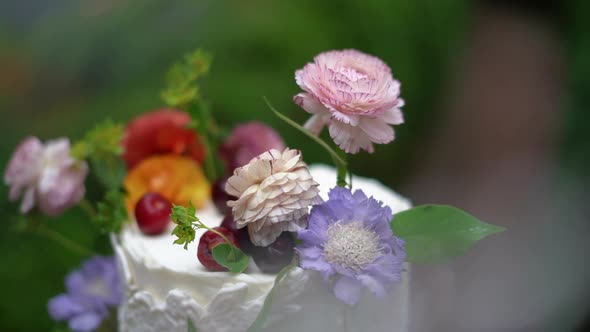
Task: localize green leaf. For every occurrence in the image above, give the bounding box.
[89,156,126,190]
[391,205,505,263]
[187,319,198,332]
[211,243,249,273]
[161,49,212,108]
[171,202,198,226]
[171,224,196,250]
[71,120,124,161]
[247,262,296,332]
[170,202,200,249]
[94,189,128,233]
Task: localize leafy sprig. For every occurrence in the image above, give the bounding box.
[170,202,248,273]
[71,120,124,161]
[71,120,126,190]
[94,189,128,234]
[161,49,212,108]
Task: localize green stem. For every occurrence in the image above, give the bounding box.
[202,223,232,246]
[201,133,217,181]
[79,198,97,218]
[263,97,349,187]
[36,224,95,257]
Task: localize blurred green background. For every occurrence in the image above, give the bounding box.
[0,0,587,331]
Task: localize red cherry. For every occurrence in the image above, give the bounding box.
[134,192,172,235]
[220,214,254,254]
[198,227,240,271]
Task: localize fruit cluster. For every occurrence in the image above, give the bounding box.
[131,120,294,273]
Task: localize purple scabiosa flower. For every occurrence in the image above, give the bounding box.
[48,256,122,332]
[296,186,406,305]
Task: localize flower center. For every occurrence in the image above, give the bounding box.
[323,221,382,271]
[86,279,110,299]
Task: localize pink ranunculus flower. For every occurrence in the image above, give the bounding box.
[4,137,88,216]
[293,49,404,154]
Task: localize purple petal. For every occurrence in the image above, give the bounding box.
[47,294,85,321]
[296,245,323,259]
[356,274,388,298]
[362,254,404,285]
[296,226,327,247]
[66,270,87,296]
[297,247,334,281]
[327,186,353,202]
[68,312,104,332]
[333,276,363,306]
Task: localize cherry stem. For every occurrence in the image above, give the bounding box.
[202,223,232,246]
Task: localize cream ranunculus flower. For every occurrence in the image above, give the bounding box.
[225,148,322,246]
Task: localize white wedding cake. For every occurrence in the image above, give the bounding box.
[112,165,411,332]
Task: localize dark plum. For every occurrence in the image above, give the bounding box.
[252,232,296,273]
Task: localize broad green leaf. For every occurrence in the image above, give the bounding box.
[187,319,198,332]
[211,243,249,273]
[247,262,296,332]
[391,205,505,263]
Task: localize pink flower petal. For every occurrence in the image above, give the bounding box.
[328,120,374,154]
[293,49,404,153]
[4,136,43,198]
[359,118,395,144]
[20,186,36,214]
[293,93,328,115]
[303,114,329,135]
[378,107,404,125]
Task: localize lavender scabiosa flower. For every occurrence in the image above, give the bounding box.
[4,137,88,216]
[296,186,405,305]
[48,256,122,332]
[294,49,404,154]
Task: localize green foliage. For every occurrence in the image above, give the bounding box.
[391,205,505,263]
[161,49,212,108]
[187,319,198,332]
[211,243,249,273]
[71,120,126,190]
[90,157,127,191]
[170,202,248,273]
[71,120,124,160]
[94,190,128,234]
[170,202,199,249]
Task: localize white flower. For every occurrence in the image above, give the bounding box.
[4,137,88,216]
[225,148,322,246]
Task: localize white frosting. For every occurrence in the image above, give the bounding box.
[113,164,412,332]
